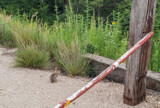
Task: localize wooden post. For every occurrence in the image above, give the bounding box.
[123,0,156,106]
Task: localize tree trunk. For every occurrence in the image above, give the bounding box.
[55,0,57,6]
[63,0,69,12]
[76,0,79,14]
[98,7,101,17]
[123,0,156,106]
[93,8,95,17]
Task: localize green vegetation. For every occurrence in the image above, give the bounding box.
[0,0,55,25]
[6,14,50,69]
[0,0,160,73]
[0,14,16,47]
[15,45,50,69]
[10,16,45,49]
[54,39,89,75]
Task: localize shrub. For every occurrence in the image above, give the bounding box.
[15,45,50,69]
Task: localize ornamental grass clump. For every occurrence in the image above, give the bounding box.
[15,45,50,69]
[10,15,50,69]
[54,39,89,76]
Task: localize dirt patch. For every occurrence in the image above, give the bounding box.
[0,47,160,108]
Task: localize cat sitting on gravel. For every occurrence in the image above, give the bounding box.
[50,67,60,83]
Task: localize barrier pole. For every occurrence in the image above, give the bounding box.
[54,32,154,108]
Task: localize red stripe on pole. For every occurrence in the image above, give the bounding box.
[54,31,154,108]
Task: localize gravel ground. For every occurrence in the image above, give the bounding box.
[0,47,160,108]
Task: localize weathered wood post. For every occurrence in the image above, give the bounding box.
[123,0,156,106]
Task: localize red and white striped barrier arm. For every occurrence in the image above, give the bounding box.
[54,31,154,108]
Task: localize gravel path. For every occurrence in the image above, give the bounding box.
[0,47,160,108]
